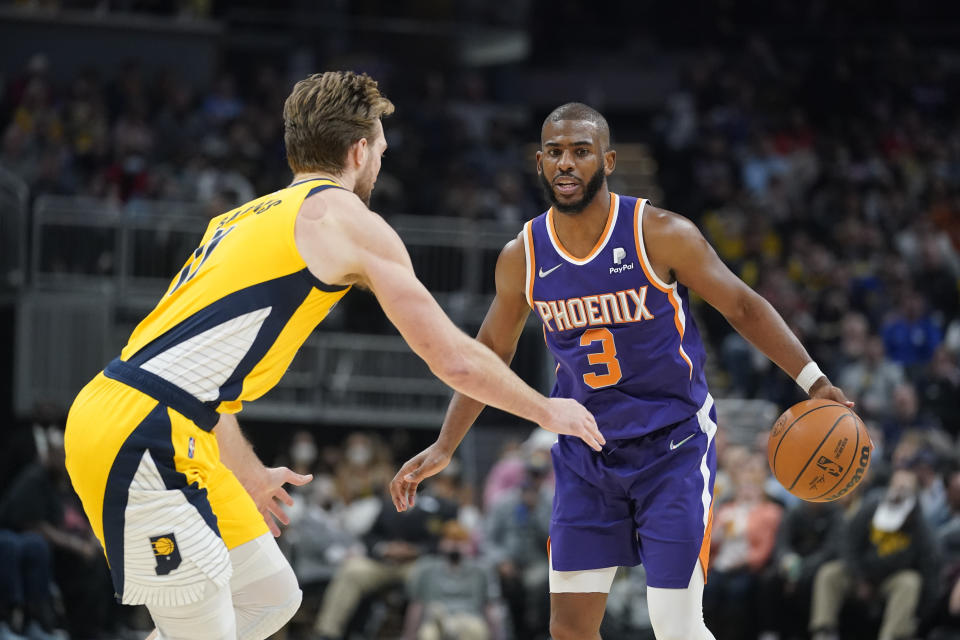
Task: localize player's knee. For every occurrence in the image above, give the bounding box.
[233,557,302,640]
[649,605,699,640]
[151,582,236,640]
[549,612,594,640]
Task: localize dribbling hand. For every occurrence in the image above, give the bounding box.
[248,466,313,537]
[540,397,605,452]
[809,377,854,408]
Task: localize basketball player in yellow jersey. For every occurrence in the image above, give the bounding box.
[64,71,604,640]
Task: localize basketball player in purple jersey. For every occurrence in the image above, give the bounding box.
[391,103,851,639]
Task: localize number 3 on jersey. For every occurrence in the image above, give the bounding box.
[581,328,622,389]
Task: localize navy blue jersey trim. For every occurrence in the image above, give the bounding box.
[289,178,342,188]
[104,359,220,431]
[305,183,345,198]
[299,267,349,292]
[298,183,351,291]
[102,403,220,600]
[127,271,312,369]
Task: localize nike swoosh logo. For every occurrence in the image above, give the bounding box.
[539,264,562,278]
[669,433,696,450]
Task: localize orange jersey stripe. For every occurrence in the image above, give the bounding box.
[524,221,536,309]
[632,198,693,378]
[699,503,714,582]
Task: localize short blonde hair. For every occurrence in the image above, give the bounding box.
[283,71,395,175]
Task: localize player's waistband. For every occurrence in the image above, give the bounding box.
[103,358,220,431]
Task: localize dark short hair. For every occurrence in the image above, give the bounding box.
[542,102,610,148]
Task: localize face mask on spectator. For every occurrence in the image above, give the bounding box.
[347,444,373,466]
[291,441,317,466]
[873,485,917,532]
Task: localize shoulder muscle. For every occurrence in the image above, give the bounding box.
[495,234,527,300]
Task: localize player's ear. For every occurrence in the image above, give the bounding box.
[535,150,543,175]
[604,149,616,175]
[348,137,368,170]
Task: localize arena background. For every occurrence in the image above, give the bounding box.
[1,1,960,639]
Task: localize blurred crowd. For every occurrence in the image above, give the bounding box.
[0,52,537,223]
[3,7,960,640]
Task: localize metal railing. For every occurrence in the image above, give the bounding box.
[30,195,206,297]
[17,194,775,432]
[17,196,543,422]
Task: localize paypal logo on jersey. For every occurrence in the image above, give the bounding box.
[610,247,634,274]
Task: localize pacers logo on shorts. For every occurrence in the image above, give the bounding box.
[150,533,182,575]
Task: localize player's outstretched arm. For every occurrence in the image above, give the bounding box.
[213,413,313,536]
[354,217,604,457]
[643,206,850,405]
[391,237,532,511]
[295,192,604,484]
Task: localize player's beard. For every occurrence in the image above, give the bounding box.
[539,164,606,215]
[354,161,376,206]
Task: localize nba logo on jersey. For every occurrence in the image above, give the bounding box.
[187,437,195,459]
[150,533,182,575]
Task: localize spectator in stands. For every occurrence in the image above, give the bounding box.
[703,453,783,639]
[917,346,960,438]
[0,426,113,640]
[312,471,459,640]
[483,459,552,640]
[938,471,960,569]
[758,500,844,640]
[483,428,554,511]
[909,449,951,529]
[881,291,943,375]
[923,471,960,639]
[837,334,905,422]
[0,529,55,640]
[810,468,939,640]
[402,520,499,640]
[881,382,939,448]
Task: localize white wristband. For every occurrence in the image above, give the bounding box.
[796,361,825,394]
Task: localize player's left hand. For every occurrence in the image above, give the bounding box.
[809,377,854,408]
[390,443,452,512]
[249,466,313,537]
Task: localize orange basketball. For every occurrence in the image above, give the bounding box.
[767,398,872,502]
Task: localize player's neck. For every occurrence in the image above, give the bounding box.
[551,188,612,256]
[291,171,352,191]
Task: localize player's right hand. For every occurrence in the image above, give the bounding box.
[540,398,604,451]
[809,376,854,408]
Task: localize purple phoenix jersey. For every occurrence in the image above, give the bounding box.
[523,194,710,441]
[525,194,718,585]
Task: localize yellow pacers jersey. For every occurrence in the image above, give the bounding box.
[119,178,350,414]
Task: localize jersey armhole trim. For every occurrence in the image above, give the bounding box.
[299,268,350,293]
[634,198,694,379]
[633,198,675,293]
[292,181,351,292]
[523,221,535,309]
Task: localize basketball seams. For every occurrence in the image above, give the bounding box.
[810,410,861,501]
[785,414,850,491]
[771,402,848,472]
